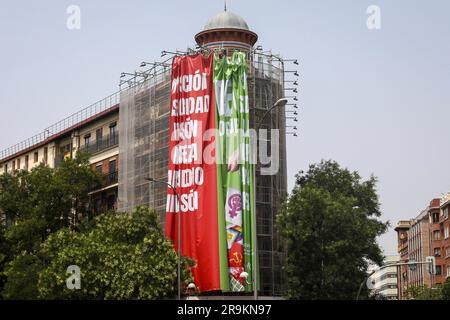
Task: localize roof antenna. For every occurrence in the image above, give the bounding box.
[224,1,227,12]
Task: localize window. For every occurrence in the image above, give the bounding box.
[96,128,103,140]
[17,158,21,170]
[446,247,450,258]
[106,159,117,185]
[61,144,71,160]
[436,266,442,276]
[109,122,117,137]
[109,159,116,174]
[61,144,71,154]
[445,227,450,240]
[4,164,7,173]
[444,207,449,220]
[96,128,103,147]
[34,151,38,163]
[84,134,91,146]
[43,147,48,164]
[95,164,103,174]
[434,247,441,257]
[447,266,450,277]
[432,212,440,223]
[107,194,116,210]
[388,284,397,289]
[434,230,441,240]
[12,160,15,171]
[388,273,397,278]
[25,155,29,170]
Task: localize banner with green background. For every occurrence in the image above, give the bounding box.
[214,52,255,292]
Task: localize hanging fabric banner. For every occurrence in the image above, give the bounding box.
[214,52,255,292]
[165,54,222,292]
[166,51,254,294]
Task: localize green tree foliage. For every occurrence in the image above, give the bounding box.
[0,153,100,254]
[405,285,442,300]
[2,254,43,299]
[442,277,450,300]
[38,207,193,299]
[0,153,100,298]
[277,160,388,299]
[0,153,192,299]
[0,225,10,296]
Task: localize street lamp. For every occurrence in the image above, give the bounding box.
[145,177,181,300]
[256,98,289,130]
[252,97,288,300]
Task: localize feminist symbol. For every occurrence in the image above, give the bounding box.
[228,194,242,218]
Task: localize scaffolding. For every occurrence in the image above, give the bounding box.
[249,51,288,296]
[118,65,172,220]
[118,49,289,296]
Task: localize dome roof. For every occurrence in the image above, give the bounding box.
[204,11,250,31]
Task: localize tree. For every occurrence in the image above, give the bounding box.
[441,278,450,300]
[0,153,100,253]
[405,285,442,300]
[277,160,388,299]
[0,153,101,297]
[0,225,10,299]
[1,254,43,299]
[38,207,193,299]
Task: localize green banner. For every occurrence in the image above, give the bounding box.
[214,52,255,292]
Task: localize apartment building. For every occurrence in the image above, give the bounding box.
[368,255,400,300]
[394,220,411,299]
[430,194,450,284]
[395,196,450,298]
[442,194,450,279]
[407,208,432,288]
[395,205,433,299]
[0,101,120,214]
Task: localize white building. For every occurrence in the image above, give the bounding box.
[368,255,400,300]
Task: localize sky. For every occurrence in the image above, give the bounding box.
[1,0,449,256]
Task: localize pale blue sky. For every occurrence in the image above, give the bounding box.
[1,0,449,255]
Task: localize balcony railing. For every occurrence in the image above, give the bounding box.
[90,171,118,192]
[103,171,118,186]
[78,132,119,155]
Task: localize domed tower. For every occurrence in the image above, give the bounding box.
[193,8,288,298]
[194,9,258,52]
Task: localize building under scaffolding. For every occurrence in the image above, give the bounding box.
[118,9,294,296]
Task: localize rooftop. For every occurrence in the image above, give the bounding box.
[203,10,250,31]
[394,220,412,231]
[0,92,120,163]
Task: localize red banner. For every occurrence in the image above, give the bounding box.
[165,54,220,292]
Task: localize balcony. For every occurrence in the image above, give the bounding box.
[78,132,119,155]
[103,171,118,186]
[90,171,118,192]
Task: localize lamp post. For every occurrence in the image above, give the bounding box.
[252,97,288,300]
[145,177,181,300]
